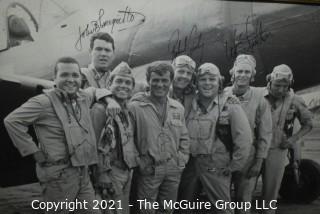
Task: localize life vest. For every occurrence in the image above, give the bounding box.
[44,89,98,166]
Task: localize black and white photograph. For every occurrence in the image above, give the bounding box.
[0,0,320,213]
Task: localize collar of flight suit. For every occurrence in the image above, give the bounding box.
[132,92,179,109]
[192,93,219,113]
[50,87,85,102]
[229,85,253,102]
[88,63,110,80]
[263,87,294,100]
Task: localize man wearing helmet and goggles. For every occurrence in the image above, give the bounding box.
[261,64,313,214]
[170,55,197,118]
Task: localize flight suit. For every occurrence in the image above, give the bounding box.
[225,86,272,214]
[4,88,110,214]
[81,64,110,88]
[262,89,313,214]
[129,93,190,214]
[178,92,251,214]
[91,102,139,214]
[168,87,195,119]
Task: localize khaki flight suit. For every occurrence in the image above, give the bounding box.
[178,92,252,214]
[129,93,190,214]
[262,89,313,214]
[4,88,109,214]
[225,86,272,214]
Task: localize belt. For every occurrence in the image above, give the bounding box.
[193,154,211,158]
[40,157,70,167]
[154,157,172,166]
[110,160,128,170]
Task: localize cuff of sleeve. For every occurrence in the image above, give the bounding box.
[21,146,40,157]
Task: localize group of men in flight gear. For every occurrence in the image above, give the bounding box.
[4,32,313,214]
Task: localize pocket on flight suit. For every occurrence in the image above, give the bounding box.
[36,165,67,196]
[168,119,183,140]
[36,164,65,183]
[188,119,213,141]
[40,167,78,196]
[168,120,186,170]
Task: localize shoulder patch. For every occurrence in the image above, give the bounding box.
[226,95,240,105]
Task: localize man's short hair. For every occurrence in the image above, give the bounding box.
[90,32,115,50]
[54,57,80,77]
[146,61,174,82]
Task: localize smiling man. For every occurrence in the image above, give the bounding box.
[177,63,251,214]
[225,54,272,214]
[4,57,106,214]
[90,62,139,214]
[81,32,115,89]
[129,61,189,214]
[169,55,196,118]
